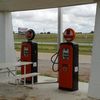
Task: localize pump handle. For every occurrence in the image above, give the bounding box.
[51,52,59,72]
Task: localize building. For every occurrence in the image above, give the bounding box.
[18,27,28,34]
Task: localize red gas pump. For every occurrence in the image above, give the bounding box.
[51,28,79,91]
[21,29,38,83]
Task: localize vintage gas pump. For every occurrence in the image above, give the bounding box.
[21,29,38,83]
[51,28,79,91]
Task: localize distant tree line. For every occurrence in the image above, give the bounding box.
[76,31,94,34]
[90,31,94,34]
[40,32,51,34]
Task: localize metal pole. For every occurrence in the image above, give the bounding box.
[58,7,63,49]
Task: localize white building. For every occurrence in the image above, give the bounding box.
[18,27,28,34]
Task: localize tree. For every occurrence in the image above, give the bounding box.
[90,31,94,34]
[47,32,51,34]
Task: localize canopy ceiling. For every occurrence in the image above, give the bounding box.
[0,0,95,12]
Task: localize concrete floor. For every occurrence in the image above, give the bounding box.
[27,76,93,100]
[0,52,94,100]
[0,75,96,100]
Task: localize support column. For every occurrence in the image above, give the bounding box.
[0,12,16,82]
[88,2,100,99]
[58,8,63,48]
[0,12,16,63]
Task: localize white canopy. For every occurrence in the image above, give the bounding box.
[0,0,95,11]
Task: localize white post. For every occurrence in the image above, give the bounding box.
[88,2,100,99]
[0,12,16,82]
[0,12,16,63]
[58,8,63,48]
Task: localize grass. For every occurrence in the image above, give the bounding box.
[15,43,93,55]
[14,33,94,55]
[34,34,57,42]
[14,34,57,42]
[14,33,94,43]
[79,46,92,55]
[74,33,93,43]
[38,44,58,53]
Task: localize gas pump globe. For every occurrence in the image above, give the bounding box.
[25,29,35,41]
[63,28,76,42]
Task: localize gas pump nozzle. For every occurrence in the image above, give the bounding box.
[51,51,59,72]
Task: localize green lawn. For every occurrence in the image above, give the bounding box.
[14,33,94,43]
[74,34,93,43]
[14,33,94,55]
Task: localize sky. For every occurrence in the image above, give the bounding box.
[12,3,96,33]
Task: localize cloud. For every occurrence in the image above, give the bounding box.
[62,4,96,32]
[12,8,58,33]
[63,4,96,17]
[12,3,96,33]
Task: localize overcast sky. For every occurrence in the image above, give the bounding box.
[12,3,96,33]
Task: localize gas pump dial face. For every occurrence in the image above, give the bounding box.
[25,29,35,41]
[26,31,34,40]
[63,28,75,42]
